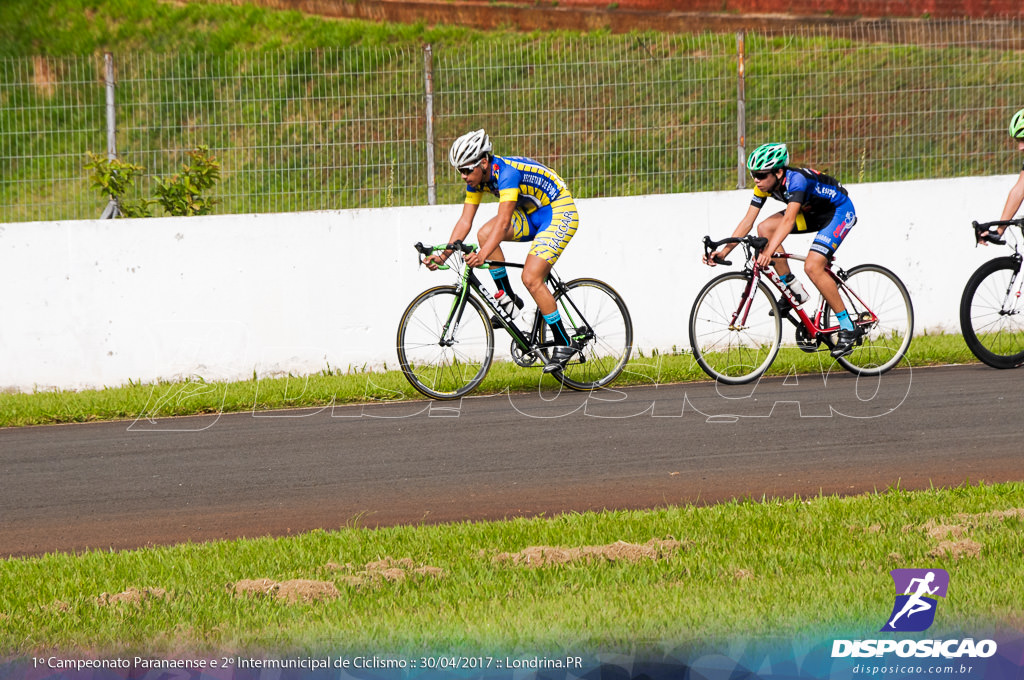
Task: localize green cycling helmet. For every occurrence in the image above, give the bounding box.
[1010,108,1024,139]
[747,142,789,172]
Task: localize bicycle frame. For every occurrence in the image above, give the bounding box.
[417,242,587,363]
[712,237,877,351]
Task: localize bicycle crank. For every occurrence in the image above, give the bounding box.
[794,326,820,353]
[510,341,539,367]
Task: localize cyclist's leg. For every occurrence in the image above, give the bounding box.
[477,213,522,298]
[523,196,580,360]
[522,199,577,316]
[805,206,857,317]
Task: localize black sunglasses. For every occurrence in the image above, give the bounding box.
[459,159,483,174]
[750,171,772,180]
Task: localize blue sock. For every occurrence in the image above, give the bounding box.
[489,266,513,297]
[836,310,855,332]
[543,310,571,345]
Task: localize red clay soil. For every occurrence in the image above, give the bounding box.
[218,0,1023,35]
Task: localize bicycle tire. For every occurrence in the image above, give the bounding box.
[396,285,495,399]
[959,256,1024,369]
[689,272,782,384]
[828,264,914,376]
[542,278,633,390]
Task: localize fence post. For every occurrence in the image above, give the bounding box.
[736,31,747,190]
[423,44,437,206]
[100,51,121,219]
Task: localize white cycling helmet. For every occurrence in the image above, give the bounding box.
[449,129,492,168]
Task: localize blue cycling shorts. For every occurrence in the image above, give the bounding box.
[786,196,857,258]
[509,192,579,265]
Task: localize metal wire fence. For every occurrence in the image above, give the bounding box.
[1,18,1023,223]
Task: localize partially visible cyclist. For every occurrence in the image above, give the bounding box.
[703,142,864,357]
[977,107,1024,244]
[424,129,582,372]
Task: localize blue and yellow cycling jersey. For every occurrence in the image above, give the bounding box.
[465,155,578,265]
[751,167,850,232]
[464,155,568,211]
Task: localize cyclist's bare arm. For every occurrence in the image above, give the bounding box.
[704,205,760,265]
[425,202,480,269]
[998,169,1024,223]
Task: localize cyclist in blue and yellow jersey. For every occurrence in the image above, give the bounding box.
[979,108,1024,243]
[703,142,864,358]
[425,129,581,372]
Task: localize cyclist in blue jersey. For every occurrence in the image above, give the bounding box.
[978,108,1024,243]
[425,129,581,372]
[703,142,864,357]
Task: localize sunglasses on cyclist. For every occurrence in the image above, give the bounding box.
[459,159,484,175]
[750,171,773,180]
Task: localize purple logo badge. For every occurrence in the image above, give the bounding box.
[881,569,949,632]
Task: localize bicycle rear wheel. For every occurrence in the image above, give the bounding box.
[542,278,633,390]
[396,286,494,399]
[689,272,782,384]
[959,255,1024,369]
[828,264,914,375]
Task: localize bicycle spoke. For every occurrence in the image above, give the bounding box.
[546,279,632,390]
[689,273,781,384]
[832,264,914,375]
[960,256,1024,369]
[397,287,494,399]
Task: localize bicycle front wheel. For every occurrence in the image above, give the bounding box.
[396,286,495,399]
[830,264,914,376]
[689,272,782,384]
[959,256,1024,369]
[543,278,633,390]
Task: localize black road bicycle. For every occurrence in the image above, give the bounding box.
[396,241,633,399]
[959,217,1024,369]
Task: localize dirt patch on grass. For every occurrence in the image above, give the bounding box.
[231,578,340,603]
[96,587,170,606]
[914,507,1023,560]
[231,558,446,601]
[492,538,684,567]
[327,557,446,586]
[929,540,983,559]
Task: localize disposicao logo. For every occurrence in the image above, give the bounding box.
[831,568,998,660]
[881,568,949,632]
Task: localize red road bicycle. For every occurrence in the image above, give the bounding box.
[689,235,915,384]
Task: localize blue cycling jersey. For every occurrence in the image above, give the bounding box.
[464,155,568,212]
[751,167,850,231]
[464,154,578,265]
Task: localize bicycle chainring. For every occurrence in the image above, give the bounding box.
[510,340,539,367]
[794,326,820,353]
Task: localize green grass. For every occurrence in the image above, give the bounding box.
[0,332,974,428]
[1,482,1022,655]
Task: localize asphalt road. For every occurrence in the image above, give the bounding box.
[1,364,1020,557]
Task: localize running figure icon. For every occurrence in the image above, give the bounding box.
[882,568,949,632]
[888,572,938,628]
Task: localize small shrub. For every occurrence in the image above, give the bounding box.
[153,146,221,217]
[84,152,153,217]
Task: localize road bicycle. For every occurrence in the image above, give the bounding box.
[959,217,1024,369]
[396,241,633,399]
[689,235,915,384]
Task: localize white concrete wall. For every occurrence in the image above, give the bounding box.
[1,174,1019,392]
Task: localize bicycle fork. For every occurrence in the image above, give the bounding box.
[998,254,1024,316]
